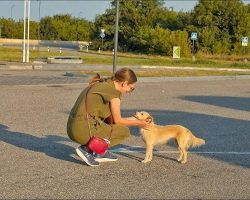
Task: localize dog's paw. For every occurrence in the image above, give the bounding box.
[180,160,187,164]
[141,159,150,163]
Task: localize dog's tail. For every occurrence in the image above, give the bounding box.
[189,132,205,148]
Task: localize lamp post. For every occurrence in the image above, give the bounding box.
[11,5,15,38]
[113,0,119,73]
[0,25,2,38]
[37,0,41,57]
[27,0,30,62]
[23,0,27,62]
[76,11,83,41]
[23,0,30,63]
[11,5,15,19]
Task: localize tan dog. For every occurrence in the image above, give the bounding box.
[134,111,205,164]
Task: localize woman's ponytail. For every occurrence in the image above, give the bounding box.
[89,73,107,86]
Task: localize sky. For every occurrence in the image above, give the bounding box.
[0,0,249,22]
[0,0,199,21]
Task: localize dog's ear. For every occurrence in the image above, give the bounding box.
[146,116,154,123]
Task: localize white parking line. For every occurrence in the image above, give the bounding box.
[111,146,250,155]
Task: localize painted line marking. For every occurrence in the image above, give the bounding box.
[110,147,250,155]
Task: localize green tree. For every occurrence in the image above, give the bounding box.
[40,14,92,41]
[191,0,250,54]
[134,26,190,56]
[92,0,167,51]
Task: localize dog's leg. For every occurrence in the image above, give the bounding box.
[142,144,153,163]
[177,147,183,162]
[181,149,188,164]
[178,147,188,164]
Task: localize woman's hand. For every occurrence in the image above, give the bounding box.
[138,119,151,129]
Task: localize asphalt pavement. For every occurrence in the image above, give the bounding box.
[0,69,250,199]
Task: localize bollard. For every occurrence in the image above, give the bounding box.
[79,45,83,51]
[86,45,89,52]
[59,47,62,54]
[112,49,114,55]
[98,47,101,53]
[47,47,50,52]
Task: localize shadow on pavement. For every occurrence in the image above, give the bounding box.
[119,109,250,168]
[180,95,250,112]
[0,124,82,164]
[1,106,250,168]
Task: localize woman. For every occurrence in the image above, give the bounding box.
[67,68,150,166]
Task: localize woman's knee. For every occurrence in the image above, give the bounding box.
[114,125,130,138]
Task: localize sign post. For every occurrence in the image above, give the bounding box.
[242,36,248,63]
[191,32,197,61]
[100,29,105,51]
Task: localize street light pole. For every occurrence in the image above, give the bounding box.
[37,0,41,58]
[11,5,15,19]
[23,0,30,63]
[113,0,119,74]
[27,0,30,62]
[23,0,27,62]
[76,11,83,41]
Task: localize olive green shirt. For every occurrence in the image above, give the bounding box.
[70,79,120,120]
[67,79,121,144]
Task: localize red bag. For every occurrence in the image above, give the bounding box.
[87,136,110,155]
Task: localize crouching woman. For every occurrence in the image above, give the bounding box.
[67,68,149,166]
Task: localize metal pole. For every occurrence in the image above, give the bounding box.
[27,0,30,62]
[102,38,103,51]
[37,0,41,58]
[23,0,27,63]
[11,5,15,19]
[192,40,195,61]
[112,0,119,74]
[244,46,247,63]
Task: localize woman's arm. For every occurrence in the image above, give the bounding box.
[110,98,149,128]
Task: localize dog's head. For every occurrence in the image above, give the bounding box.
[134,111,154,123]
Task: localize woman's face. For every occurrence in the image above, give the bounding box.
[120,81,136,94]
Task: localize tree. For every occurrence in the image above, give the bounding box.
[40,14,92,41]
[92,0,167,51]
[191,0,250,54]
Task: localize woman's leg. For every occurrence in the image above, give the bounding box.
[95,123,130,147]
[109,125,130,147]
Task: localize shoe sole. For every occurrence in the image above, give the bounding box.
[95,158,118,162]
[76,148,99,167]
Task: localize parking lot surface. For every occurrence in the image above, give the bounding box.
[0,70,250,199]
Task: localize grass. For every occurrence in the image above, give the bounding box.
[1,46,250,77]
[81,51,250,69]
[74,69,250,77]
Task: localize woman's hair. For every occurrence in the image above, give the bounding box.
[89,68,137,86]
[112,68,137,84]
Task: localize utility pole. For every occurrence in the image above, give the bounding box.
[23,0,27,62]
[37,0,41,58]
[112,0,119,74]
[27,0,30,62]
[23,0,30,63]
[11,5,15,19]
[0,25,2,38]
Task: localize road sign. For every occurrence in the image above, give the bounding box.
[242,37,248,46]
[173,46,180,59]
[191,32,197,40]
[100,32,105,39]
